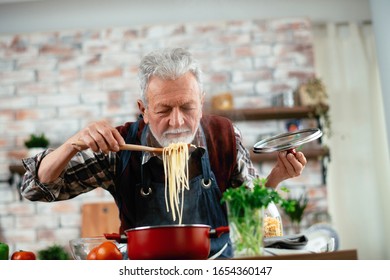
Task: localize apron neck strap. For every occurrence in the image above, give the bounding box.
[120,115,142,176]
[199,125,212,183]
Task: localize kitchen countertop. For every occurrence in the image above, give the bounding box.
[232,249,358,260]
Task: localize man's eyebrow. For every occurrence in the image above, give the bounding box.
[155,100,195,108]
[155,103,170,108]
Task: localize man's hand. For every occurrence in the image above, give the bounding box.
[37,120,125,183]
[265,149,307,188]
[72,120,125,154]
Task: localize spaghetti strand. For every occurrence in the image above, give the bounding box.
[162,142,190,224]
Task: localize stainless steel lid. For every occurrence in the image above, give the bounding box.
[253,128,323,153]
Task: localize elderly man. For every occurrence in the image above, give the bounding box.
[21,48,307,258]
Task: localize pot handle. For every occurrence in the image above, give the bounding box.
[209,226,230,238]
[104,233,127,243]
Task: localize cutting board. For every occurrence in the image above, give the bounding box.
[81,202,120,237]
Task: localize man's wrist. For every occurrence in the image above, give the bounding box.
[265,175,279,189]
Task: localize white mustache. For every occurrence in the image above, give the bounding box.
[163,128,191,136]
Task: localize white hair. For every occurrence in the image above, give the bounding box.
[138,48,203,104]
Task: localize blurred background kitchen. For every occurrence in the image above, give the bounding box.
[0,0,389,260]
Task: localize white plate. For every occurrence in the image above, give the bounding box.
[303,223,339,252]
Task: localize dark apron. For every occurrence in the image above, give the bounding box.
[118,120,232,258]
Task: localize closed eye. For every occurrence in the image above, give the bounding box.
[154,102,197,115]
[181,105,196,111]
[154,106,171,115]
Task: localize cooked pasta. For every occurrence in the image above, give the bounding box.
[263,216,283,237]
[162,142,190,224]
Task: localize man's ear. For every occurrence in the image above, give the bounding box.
[137,99,148,123]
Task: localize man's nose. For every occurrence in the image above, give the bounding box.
[169,108,184,128]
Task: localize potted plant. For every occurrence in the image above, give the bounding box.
[282,189,308,234]
[221,178,295,257]
[297,77,332,138]
[24,133,50,157]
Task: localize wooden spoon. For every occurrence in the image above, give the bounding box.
[72,141,195,154]
[71,140,164,153]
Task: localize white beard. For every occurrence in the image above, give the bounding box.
[149,125,197,147]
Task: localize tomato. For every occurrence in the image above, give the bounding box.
[95,242,122,260]
[11,250,36,260]
[86,246,99,260]
[87,242,122,260]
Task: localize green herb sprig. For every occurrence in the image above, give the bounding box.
[221,178,295,213]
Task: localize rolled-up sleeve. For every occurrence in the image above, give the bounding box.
[20,148,117,202]
[230,125,260,188]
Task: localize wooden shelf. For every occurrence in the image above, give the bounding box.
[208,105,330,184]
[207,106,327,121]
[250,147,329,162]
[206,106,330,162]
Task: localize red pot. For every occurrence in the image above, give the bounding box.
[105,224,229,260]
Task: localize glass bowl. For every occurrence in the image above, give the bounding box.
[69,236,121,260]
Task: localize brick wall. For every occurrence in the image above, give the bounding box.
[0,18,326,255]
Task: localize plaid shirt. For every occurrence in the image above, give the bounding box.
[21,125,259,202]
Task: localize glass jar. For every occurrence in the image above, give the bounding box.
[263,202,283,238]
[227,202,264,257]
[226,201,283,258]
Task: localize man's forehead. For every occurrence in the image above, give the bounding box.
[147,87,201,103]
[151,94,199,107]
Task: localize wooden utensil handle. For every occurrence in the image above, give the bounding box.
[71,140,89,149]
[119,144,163,153]
[71,140,163,153]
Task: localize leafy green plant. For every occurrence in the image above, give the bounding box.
[37,244,71,260]
[221,178,295,256]
[282,193,308,234]
[221,178,295,214]
[24,133,49,148]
